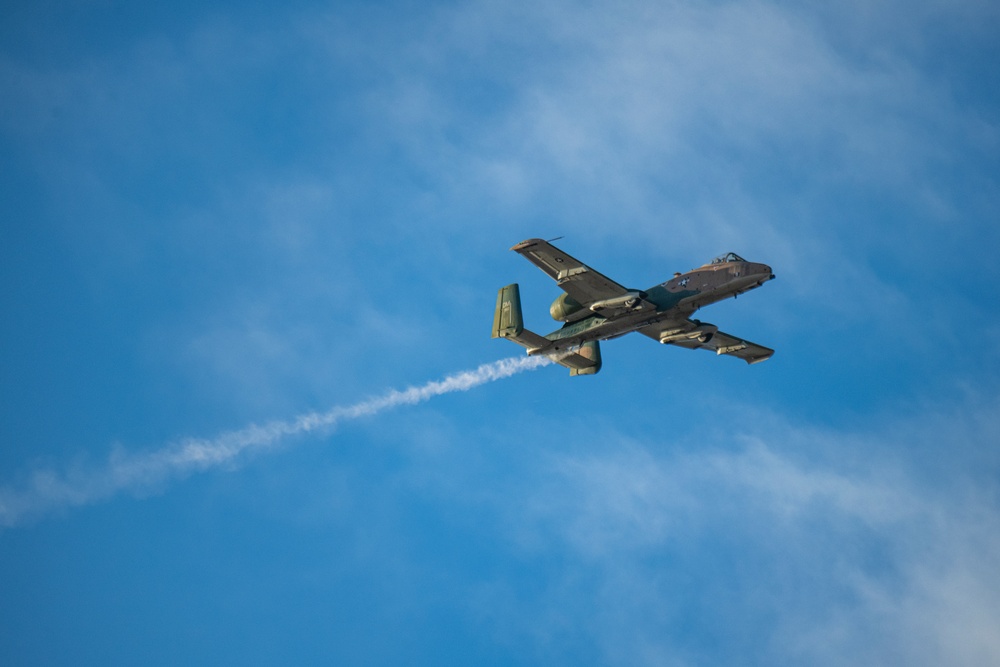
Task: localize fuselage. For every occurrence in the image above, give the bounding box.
[538,257,774,352]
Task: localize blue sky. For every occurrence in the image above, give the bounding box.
[2,1,999,665]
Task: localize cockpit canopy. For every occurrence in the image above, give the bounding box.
[710,252,746,265]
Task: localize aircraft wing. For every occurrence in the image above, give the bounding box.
[639,320,774,364]
[511,238,631,307]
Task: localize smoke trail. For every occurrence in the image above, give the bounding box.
[0,355,549,528]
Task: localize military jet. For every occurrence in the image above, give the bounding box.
[492,238,775,375]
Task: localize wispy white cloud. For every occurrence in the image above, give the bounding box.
[342,1,991,223]
[309,0,997,358]
[447,395,1000,666]
[4,0,993,399]
[0,355,548,527]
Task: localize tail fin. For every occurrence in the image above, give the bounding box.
[492,284,524,339]
[492,284,550,351]
[567,340,602,376]
[492,284,602,376]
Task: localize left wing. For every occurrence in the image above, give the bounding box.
[639,320,774,364]
[511,238,631,307]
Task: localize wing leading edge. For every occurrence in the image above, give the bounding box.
[639,320,774,365]
[511,238,631,307]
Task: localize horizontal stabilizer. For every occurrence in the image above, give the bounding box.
[492,284,602,375]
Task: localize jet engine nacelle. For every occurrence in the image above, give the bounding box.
[550,293,585,321]
[659,322,718,344]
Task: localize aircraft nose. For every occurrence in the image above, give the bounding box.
[755,263,774,281]
[744,262,774,282]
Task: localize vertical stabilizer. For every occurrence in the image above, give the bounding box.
[491,284,551,352]
[568,340,602,376]
[492,284,524,339]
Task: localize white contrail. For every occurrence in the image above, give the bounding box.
[0,355,550,528]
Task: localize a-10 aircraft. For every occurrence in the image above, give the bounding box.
[492,238,775,375]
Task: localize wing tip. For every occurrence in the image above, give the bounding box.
[511,238,544,252]
[745,351,774,365]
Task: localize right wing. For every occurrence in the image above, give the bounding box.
[639,320,774,364]
[511,238,632,307]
